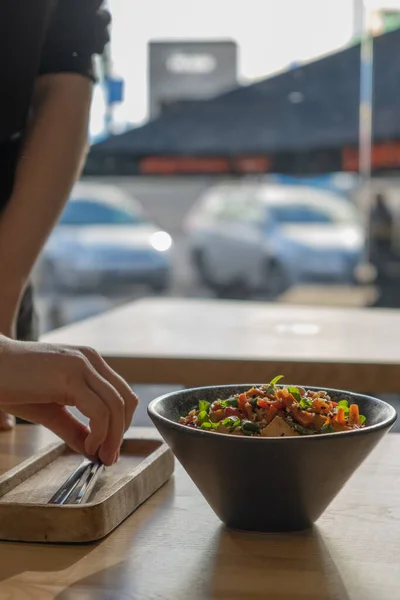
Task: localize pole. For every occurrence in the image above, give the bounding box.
[358,2,374,269]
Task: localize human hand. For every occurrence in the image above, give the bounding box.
[0,338,138,465]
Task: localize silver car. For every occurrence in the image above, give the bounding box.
[185,183,364,298]
[37,183,172,295]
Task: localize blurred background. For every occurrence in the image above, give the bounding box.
[33,0,400,335]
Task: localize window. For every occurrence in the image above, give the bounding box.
[214,189,263,222]
[267,204,333,225]
[59,200,146,226]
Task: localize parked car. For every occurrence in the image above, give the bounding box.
[185,183,364,298]
[36,183,172,295]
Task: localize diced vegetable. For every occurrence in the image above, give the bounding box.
[225,406,240,418]
[197,410,209,425]
[288,386,302,403]
[199,401,211,413]
[210,409,225,423]
[270,375,284,386]
[220,397,239,408]
[238,393,248,411]
[222,416,241,429]
[242,421,260,435]
[337,400,350,417]
[335,407,346,426]
[348,403,360,426]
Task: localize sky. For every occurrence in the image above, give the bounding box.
[90,0,400,137]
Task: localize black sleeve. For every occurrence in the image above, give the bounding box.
[38,0,111,81]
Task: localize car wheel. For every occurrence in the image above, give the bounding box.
[192,249,249,298]
[213,281,251,300]
[263,259,289,299]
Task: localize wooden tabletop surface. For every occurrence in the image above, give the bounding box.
[0,425,398,599]
[44,298,400,392]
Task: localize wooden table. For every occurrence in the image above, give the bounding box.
[0,425,398,599]
[43,298,400,393]
[278,284,378,307]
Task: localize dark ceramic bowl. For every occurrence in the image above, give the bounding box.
[148,385,397,532]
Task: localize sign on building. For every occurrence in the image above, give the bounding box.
[148,40,238,119]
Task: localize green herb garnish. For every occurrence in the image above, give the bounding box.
[299,397,313,410]
[337,400,350,416]
[220,397,239,408]
[320,423,334,434]
[201,421,219,430]
[359,414,367,425]
[288,386,302,403]
[270,375,284,387]
[198,400,211,413]
[197,410,210,425]
[222,416,241,429]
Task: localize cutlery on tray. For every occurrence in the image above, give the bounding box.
[49,460,105,505]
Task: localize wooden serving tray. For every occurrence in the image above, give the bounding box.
[0,428,174,543]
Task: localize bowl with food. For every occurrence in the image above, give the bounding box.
[148,377,396,532]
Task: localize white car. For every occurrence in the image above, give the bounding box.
[36,182,172,295]
[185,183,364,298]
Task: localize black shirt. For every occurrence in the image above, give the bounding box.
[0,0,110,209]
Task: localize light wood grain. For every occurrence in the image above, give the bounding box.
[0,426,398,599]
[278,284,378,307]
[44,297,400,392]
[0,428,174,543]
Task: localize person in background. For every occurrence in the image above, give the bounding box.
[0,0,138,463]
[370,193,393,262]
[369,192,396,307]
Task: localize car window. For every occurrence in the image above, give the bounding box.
[200,191,227,217]
[267,204,333,225]
[60,199,147,226]
[216,190,263,223]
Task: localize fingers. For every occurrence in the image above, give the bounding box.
[79,347,138,431]
[0,410,15,431]
[59,346,137,464]
[5,404,90,457]
[83,366,125,466]
[72,383,117,463]
[1,342,138,466]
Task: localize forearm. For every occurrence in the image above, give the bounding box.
[0,74,92,331]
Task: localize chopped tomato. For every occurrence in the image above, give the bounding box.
[257,399,270,409]
[225,407,240,418]
[238,393,247,411]
[265,405,278,424]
